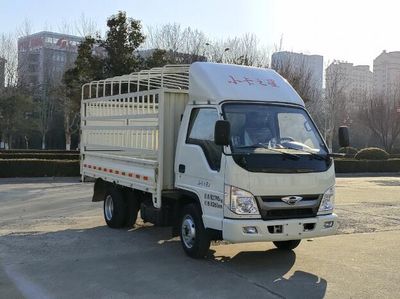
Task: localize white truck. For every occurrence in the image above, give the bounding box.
[81,62,349,258]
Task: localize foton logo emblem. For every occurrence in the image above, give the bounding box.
[281,196,303,205]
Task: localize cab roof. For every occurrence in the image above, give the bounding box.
[189,62,304,107]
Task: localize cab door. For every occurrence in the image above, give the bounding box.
[175,105,225,230]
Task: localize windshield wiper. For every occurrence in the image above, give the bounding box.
[279,146,328,161]
[235,144,300,160]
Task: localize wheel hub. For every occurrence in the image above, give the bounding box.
[181,215,196,249]
[105,195,114,221]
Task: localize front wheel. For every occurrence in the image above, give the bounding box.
[180,204,210,259]
[273,240,301,250]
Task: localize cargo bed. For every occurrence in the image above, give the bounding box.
[80,65,190,208]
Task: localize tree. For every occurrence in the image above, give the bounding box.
[0,24,35,148]
[144,49,173,68]
[51,82,80,151]
[1,20,34,88]
[145,23,207,64]
[65,12,146,87]
[62,36,103,150]
[0,87,33,149]
[75,13,99,37]
[63,11,146,150]
[33,38,75,150]
[321,61,349,149]
[0,33,18,87]
[145,25,270,67]
[102,11,145,77]
[35,84,56,149]
[65,37,104,84]
[271,54,320,103]
[360,93,400,152]
[216,33,270,67]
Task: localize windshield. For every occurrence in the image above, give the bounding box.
[222,103,328,155]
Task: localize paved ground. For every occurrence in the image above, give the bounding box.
[0,176,399,299]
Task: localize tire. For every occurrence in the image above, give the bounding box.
[273,240,301,250]
[103,188,127,228]
[125,192,140,228]
[180,203,210,259]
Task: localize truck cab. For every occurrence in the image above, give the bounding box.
[81,62,347,258]
[174,63,340,255]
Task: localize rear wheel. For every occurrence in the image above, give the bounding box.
[180,204,210,259]
[273,240,301,250]
[103,188,127,228]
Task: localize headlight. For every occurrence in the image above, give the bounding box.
[225,185,259,215]
[318,186,335,214]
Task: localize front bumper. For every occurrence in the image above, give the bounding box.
[222,213,338,243]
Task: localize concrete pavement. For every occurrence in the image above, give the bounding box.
[0,177,399,299]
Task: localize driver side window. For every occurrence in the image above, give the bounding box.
[186,108,222,171]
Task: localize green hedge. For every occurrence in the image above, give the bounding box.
[355,147,389,160]
[0,153,79,160]
[338,147,358,158]
[335,159,400,173]
[0,159,80,177]
[1,157,399,177]
[391,148,400,154]
[0,150,79,154]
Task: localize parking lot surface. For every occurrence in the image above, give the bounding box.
[0,176,399,299]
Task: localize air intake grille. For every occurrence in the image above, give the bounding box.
[260,194,320,203]
[262,208,316,220]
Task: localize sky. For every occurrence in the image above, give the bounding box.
[1,0,400,68]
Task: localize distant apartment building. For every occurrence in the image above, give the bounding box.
[0,57,6,89]
[373,50,400,97]
[325,61,373,104]
[271,51,323,95]
[17,31,83,88]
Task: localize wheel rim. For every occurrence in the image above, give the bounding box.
[181,215,196,249]
[105,195,114,221]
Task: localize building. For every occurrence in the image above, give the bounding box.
[0,57,6,89]
[325,61,373,103]
[373,50,400,97]
[271,51,323,95]
[17,31,83,87]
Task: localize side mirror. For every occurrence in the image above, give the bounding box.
[214,120,230,146]
[338,126,350,148]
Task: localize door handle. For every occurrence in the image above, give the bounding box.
[179,164,186,173]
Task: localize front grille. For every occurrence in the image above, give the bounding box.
[257,194,321,220]
[260,194,321,203]
[262,208,316,220]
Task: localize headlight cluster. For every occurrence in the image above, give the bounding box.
[225,185,259,215]
[318,186,335,214]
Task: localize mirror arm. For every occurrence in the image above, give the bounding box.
[220,145,251,157]
[221,145,233,156]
